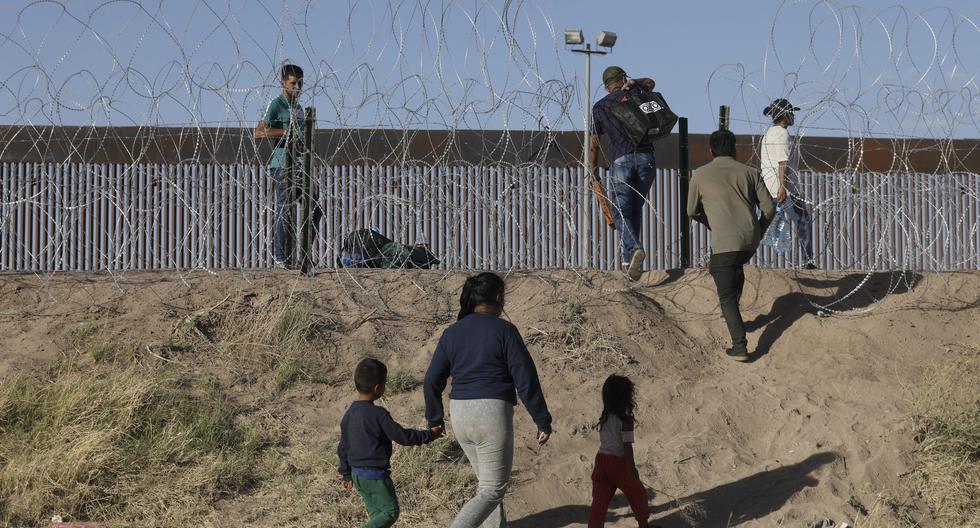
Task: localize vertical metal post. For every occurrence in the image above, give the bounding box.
[719,105,730,131]
[300,106,315,275]
[678,117,691,268]
[581,43,592,268]
[285,115,298,267]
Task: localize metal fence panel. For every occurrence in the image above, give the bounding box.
[0,161,977,272]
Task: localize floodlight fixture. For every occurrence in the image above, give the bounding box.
[566,27,618,267]
[597,31,617,48]
[564,29,584,45]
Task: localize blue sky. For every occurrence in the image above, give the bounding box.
[1,0,977,138]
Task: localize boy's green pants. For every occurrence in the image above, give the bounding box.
[353,474,400,528]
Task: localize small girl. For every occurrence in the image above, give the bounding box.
[588,375,649,528]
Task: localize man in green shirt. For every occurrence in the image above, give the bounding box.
[255,64,318,267]
[688,129,776,361]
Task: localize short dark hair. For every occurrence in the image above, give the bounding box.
[281,64,304,80]
[354,357,387,393]
[709,129,737,158]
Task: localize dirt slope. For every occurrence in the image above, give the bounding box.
[0,268,976,527]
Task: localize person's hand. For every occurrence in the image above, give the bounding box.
[777,186,787,203]
[537,431,551,446]
[629,466,640,481]
[342,479,353,490]
[431,425,445,437]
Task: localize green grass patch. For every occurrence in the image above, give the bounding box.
[558,302,585,325]
[386,370,417,394]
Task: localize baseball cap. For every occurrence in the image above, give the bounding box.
[764,98,800,118]
[602,66,627,86]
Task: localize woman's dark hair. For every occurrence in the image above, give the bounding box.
[599,374,636,426]
[281,64,304,80]
[457,272,506,320]
[709,129,737,158]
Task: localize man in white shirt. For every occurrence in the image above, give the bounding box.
[759,98,816,268]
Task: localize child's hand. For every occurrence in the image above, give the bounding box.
[342,479,353,490]
[431,425,445,437]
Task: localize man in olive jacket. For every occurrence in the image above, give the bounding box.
[688,129,776,361]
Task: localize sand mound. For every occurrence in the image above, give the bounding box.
[0,268,977,527]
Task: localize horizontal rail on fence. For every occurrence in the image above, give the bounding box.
[0,161,978,272]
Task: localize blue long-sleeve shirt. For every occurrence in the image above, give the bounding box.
[423,313,552,433]
[337,400,435,481]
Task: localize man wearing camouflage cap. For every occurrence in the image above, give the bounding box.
[589,66,657,281]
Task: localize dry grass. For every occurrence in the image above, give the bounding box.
[0,296,470,527]
[530,322,635,373]
[325,436,476,527]
[241,436,475,527]
[0,362,273,526]
[188,299,341,391]
[908,348,980,527]
[70,323,140,365]
[526,300,636,373]
[846,348,979,528]
[857,490,921,528]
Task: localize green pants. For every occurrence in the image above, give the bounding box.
[353,474,400,528]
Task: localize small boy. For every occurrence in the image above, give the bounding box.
[338,358,443,527]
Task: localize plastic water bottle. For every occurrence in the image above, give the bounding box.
[762,204,792,253]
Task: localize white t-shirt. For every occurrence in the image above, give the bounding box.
[759,125,800,198]
[598,414,634,458]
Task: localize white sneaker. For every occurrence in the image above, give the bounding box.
[627,250,645,281]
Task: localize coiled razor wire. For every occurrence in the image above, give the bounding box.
[0,0,976,315]
[707,0,979,313]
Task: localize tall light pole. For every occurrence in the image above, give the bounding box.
[566,29,616,268]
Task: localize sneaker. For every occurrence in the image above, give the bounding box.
[803,262,818,270]
[626,249,645,282]
[726,348,751,362]
[272,259,289,270]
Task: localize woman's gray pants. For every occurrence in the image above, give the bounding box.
[449,399,514,528]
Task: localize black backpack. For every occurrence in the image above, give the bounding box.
[611,90,678,147]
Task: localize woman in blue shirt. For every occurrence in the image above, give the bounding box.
[424,272,552,527]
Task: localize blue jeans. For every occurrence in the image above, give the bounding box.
[606,152,656,263]
[271,168,322,263]
[780,194,814,263]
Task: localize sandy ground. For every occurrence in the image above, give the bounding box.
[0,267,977,527]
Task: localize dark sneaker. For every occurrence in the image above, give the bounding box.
[627,249,645,281]
[726,348,751,362]
[803,262,818,270]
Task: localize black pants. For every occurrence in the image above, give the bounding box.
[709,250,755,353]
